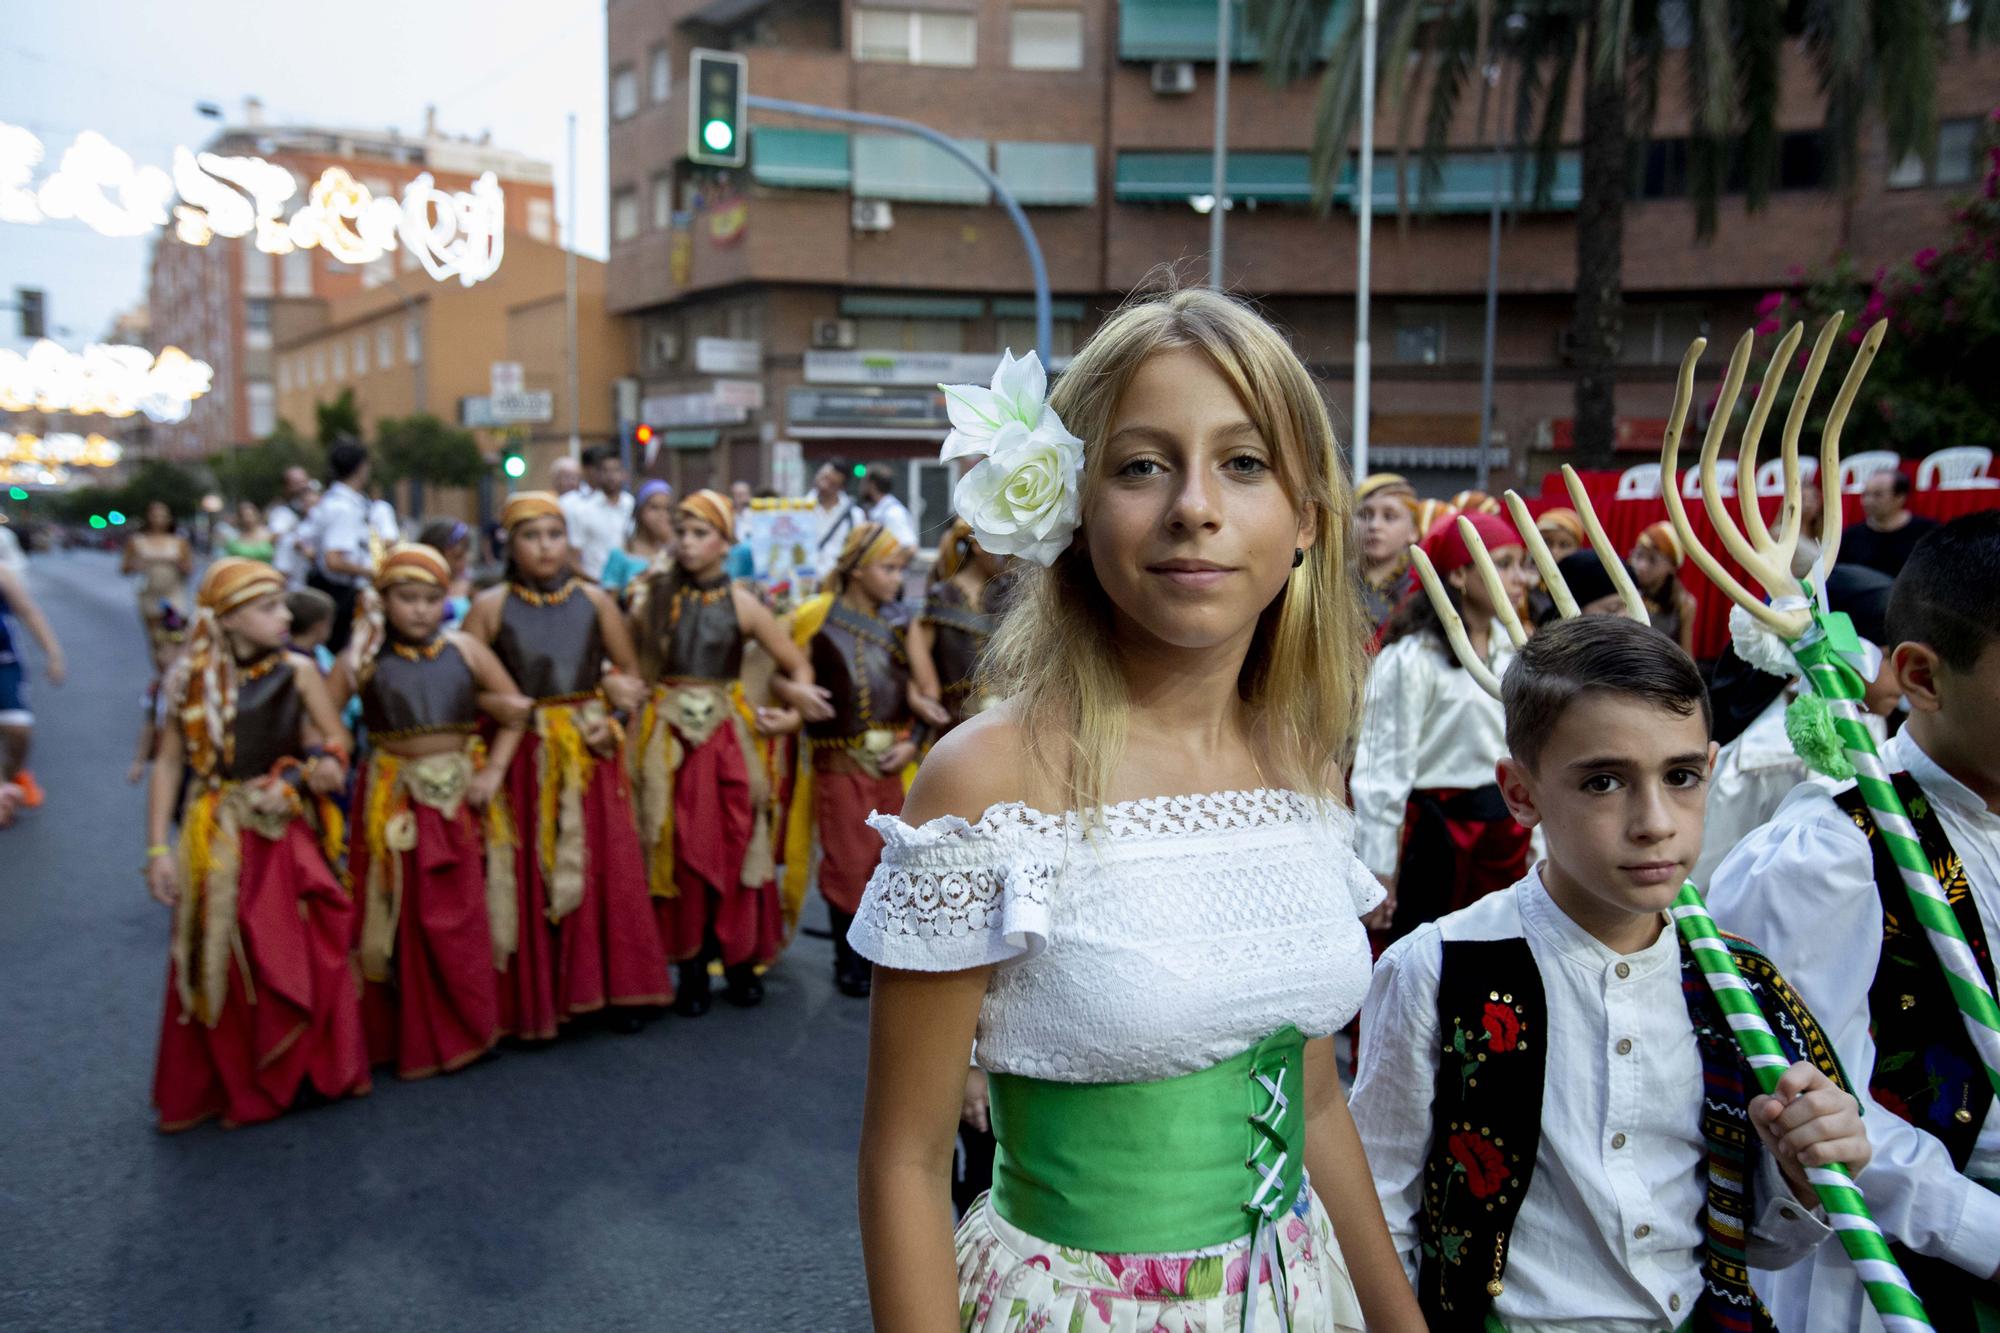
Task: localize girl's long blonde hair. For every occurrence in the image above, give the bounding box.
[983,287,1367,817]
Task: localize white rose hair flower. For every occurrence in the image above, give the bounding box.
[938,349,1085,568]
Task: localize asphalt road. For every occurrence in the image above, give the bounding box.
[0,550,875,1332]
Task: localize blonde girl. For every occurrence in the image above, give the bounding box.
[849,291,1424,1332]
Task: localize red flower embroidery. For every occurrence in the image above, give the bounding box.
[1482,1001,1520,1053]
[1872,1085,1912,1122]
[1449,1130,1510,1198]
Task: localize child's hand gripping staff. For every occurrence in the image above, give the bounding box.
[1407,384,1936,1331]
[1653,314,1937,1332]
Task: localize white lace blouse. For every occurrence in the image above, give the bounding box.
[846,788,1386,1084]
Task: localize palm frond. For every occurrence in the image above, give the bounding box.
[1738,0,1784,214]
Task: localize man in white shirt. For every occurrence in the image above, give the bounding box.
[1709,513,2000,1331]
[1355,617,1864,1332]
[860,465,917,551]
[563,445,634,582]
[806,461,864,568]
[266,465,316,588]
[304,439,376,653]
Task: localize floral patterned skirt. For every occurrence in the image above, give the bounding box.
[955,1181,1365,1333]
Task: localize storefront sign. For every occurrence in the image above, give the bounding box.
[802,348,1070,387]
[787,385,949,431]
[640,390,750,427]
[461,391,554,428]
[693,336,761,375]
[709,378,764,410]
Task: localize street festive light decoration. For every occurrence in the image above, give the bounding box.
[1,123,506,288]
[1409,318,1934,1333]
[2,431,125,469]
[0,340,212,424]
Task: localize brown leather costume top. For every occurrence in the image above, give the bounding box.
[807,601,911,741]
[655,577,744,681]
[222,651,306,780]
[361,637,479,737]
[494,579,603,700]
[922,580,997,712]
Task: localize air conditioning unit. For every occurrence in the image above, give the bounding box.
[810,317,858,350]
[851,199,894,232]
[650,328,681,369]
[1151,61,1197,95]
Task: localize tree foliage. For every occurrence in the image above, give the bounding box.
[374,414,488,489]
[207,419,323,508]
[1743,111,2000,457]
[315,388,363,446]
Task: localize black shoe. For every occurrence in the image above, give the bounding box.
[607,1008,647,1034]
[673,961,713,1017]
[723,964,765,1008]
[834,959,873,999]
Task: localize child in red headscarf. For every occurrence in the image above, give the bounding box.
[1351,511,1537,940]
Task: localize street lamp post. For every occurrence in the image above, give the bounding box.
[1353,0,1378,480]
[1475,12,1527,493]
[1210,0,1232,288]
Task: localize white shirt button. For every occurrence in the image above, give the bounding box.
[1611,1132,1627,1149]
[1616,1037,1633,1055]
[1670,1293,1683,1312]
[1615,961,1632,979]
[1633,1223,1651,1239]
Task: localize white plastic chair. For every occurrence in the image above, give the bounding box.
[1681,459,1737,499]
[1751,455,1817,498]
[1916,446,1997,490]
[1837,450,1901,494]
[1615,464,1662,501]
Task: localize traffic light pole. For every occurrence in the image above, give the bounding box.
[742,95,1054,367]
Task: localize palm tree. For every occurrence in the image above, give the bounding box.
[1254,0,1991,468]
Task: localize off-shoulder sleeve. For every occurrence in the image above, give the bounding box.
[844,808,1059,973]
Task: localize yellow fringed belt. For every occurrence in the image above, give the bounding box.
[533,697,617,924]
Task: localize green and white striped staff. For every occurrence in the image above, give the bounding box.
[1658,317,2000,1112]
[1408,362,1935,1326]
[1669,887,1931,1332]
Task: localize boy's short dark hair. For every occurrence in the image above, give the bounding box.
[865,464,896,495]
[581,445,610,469]
[1503,617,1713,772]
[1887,510,2000,672]
[285,588,336,637]
[326,438,368,482]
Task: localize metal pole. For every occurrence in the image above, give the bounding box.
[1476,58,1503,493]
[1353,0,1377,479]
[746,94,1053,366]
[565,111,581,462]
[1209,0,1231,288]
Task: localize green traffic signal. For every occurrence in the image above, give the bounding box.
[703,119,734,153]
[503,453,527,479]
[852,464,867,479]
[7,486,25,501]
[107,509,127,525]
[89,515,107,529]
[688,49,746,167]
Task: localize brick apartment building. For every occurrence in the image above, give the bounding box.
[272,236,635,519]
[608,0,1999,544]
[147,101,556,461]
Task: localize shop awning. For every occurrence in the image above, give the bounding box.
[853,134,990,205]
[1114,151,1326,204]
[662,428,720,450]
[1352,151,1582,214]
[1117,0,1346,61]
[751,126,850,190]
[839,294,987,319]
[995,142,1097,207]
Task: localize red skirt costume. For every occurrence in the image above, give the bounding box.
[153,636,369,1131]
[487,573,669,1036]
[630,564,785,971]
[349,625,512,1077]
[793,586,914,991]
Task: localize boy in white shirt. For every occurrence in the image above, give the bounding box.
[1708,511,2000,1331]
[1355,615,1870,1332]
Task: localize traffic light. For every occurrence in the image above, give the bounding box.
[688,49,747,168]
[7,487,26,501]
[633,423,654,450]
[17,288,45,339]
[501,447,527,479]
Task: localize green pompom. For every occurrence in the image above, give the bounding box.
[1785,692,1855,780]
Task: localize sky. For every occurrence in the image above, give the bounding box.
[0,0,608,353]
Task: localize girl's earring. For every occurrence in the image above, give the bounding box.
[1292,548,1305,569]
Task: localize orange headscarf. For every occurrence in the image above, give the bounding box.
[501,491,564,530]
[1535,507,1586,548]
[1636,520,1686,568]
[1355,473,1417,505]
[198,557,285,616]
[178,558,289,777]
[676,489,735,544]
[1451,489,1503,516]
[375,542,452,590]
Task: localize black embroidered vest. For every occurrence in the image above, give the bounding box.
[1420,930,1845,1331]
[1834,773,1997,1328]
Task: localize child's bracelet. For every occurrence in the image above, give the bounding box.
[145,843,171,860]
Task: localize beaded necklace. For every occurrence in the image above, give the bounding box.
[389,634,449,662]
[509,576,579,607]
